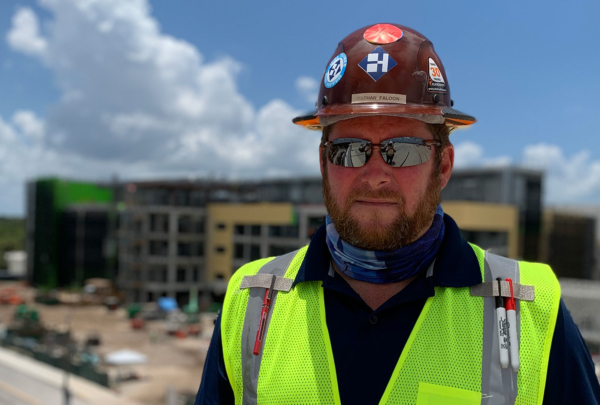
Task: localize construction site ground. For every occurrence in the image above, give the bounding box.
[0,284,213,405]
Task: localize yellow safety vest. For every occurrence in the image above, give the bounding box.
[221,244,561,404]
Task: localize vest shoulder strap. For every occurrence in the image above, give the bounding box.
[223,249,301,405]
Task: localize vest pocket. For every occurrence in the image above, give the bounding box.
[416,382,480,405]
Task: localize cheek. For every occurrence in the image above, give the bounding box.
[390,165,432,202]
[328,164,357,195]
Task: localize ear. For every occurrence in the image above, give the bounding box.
[439,144,454,189]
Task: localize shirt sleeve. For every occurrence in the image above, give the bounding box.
[194,313,235,405]
[544,298,600,404]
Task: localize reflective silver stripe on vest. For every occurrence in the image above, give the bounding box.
[240,250,298,405]
[481,252,520,405]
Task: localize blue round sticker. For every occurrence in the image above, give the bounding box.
[324,53,347,88]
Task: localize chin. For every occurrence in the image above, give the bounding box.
[351,216,395,237]
[352,207,399,226]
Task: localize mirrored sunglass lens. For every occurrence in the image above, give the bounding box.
[328,142,370,167]
[381,143,432,167]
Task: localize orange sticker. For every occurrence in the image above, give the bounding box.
[363,24,403,45]
[427,57,446,93]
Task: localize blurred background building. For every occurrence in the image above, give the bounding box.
[24,167,600,305]
[441,167,543,261]
[26,178,115,288]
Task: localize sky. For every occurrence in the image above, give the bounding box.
[0,0,598,215]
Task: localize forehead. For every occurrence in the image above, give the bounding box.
[328,116,432,143]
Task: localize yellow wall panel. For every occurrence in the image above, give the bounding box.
[206,203,294,280]
[442,201,519,259]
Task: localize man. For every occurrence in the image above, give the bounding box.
[196,24,600,404]
[384,141,396,165]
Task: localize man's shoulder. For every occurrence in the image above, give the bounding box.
[227,247,309,293]
[229,257,275,289]
[517,260,558,281]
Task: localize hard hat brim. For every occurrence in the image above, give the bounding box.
[292,104,476,131]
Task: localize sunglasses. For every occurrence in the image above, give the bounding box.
[324,137,441,168]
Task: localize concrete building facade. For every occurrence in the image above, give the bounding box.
[117,205,206,305]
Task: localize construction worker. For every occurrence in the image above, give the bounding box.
[196,24,600,404]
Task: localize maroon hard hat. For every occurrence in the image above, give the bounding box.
[293,23,475,130]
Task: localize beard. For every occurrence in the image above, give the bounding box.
[323,166,441,251]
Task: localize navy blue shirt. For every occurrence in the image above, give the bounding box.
[196,214,600,404]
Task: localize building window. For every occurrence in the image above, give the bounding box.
[195,219,205,234]
[216,246,226,254]
[178,242,192,257]
[190,190,207,207]
[194,242,205,257]
[177,267,187,282]
[192,266,199,282]
[148,265,168,282]
[149,240,168,256]
[131,243,143,257]
[250,244,261,261]
[234,225,245,235]
[149,213,169,233]
[216,223,226,230]
[132,220,143,233]
[251,225,261,236]
[234,243,245,259]
[174,190,189,206]
[269,245,297,257]
[178,215,193,233]
[269,225,299,238]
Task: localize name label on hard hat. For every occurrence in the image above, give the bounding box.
[351,93,407,104]
[324,53,347,88]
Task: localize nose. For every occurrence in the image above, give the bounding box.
[360,146,391,189]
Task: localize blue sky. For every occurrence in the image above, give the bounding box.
[0,0,598,215]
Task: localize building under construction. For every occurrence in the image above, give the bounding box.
[26,178,115,288]
[28,167,597,306]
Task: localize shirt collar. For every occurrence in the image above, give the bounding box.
[293,213,482,288]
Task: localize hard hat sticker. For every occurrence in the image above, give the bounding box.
[427,58,446,93]
[363,24,403,45]
[324,53,347,88]
[358,47,397,82]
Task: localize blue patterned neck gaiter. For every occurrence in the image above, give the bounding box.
[325,205,445,284]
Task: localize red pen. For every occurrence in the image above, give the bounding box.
[506,278,520,372]
[253,276,276,355]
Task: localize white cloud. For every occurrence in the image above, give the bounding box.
[2,0,321,214]
[295,76,319,105]
[453,141,512,169]
[453,140,600,203]
[453,141,483,167]
[522,143,600,202]
[6,7,48,57]
[12,110,45,141]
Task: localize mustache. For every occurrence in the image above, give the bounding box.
[346,188,405,205]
